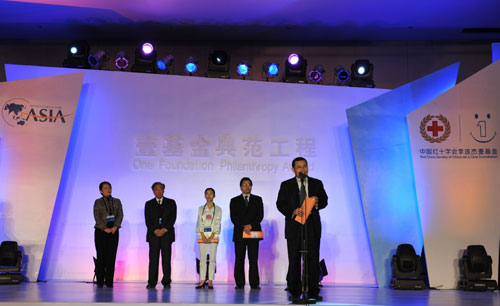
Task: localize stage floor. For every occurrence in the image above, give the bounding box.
[0,282,498,306]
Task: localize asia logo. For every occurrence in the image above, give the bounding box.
[2,98,72,127]
[419,114,451,143]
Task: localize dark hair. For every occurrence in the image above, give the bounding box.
[240,177,253,186]
[292,157,307,168]
[205,187,215,196]
[151,182,165,190]
[99,181,112,191]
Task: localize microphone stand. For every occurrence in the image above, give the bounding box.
[293,174,315,305]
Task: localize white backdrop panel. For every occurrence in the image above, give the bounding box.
[0,73,83,281]
[408,60,500,289]
[6,64,387,285]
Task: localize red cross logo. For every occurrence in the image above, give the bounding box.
[427,120,444,137]
[420,114,451,143]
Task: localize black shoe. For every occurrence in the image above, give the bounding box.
[208,285,214,289]
[310,295,323,301]
[195,282,206,289]
[97,284,104,288]
[235,285,244,289]
[105,284,113,288]
[162,284,171,289]
[146,284,156,289]
[251,286,261,290]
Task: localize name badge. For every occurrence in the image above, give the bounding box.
[106,215,115,228]
[204,227,212,233]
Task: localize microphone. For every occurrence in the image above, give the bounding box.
[298,172,306,180]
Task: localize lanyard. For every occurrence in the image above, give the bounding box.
[103,197,113,215]
[202,204,216,227]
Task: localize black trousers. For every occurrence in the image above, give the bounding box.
[148,235,172,286]
[94,228,119,286]
[286,225,320,297]
[234,239,260,287]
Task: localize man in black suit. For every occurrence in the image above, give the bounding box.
[230,177,264,289]
[145,182,177,289]
[276,157,328,301]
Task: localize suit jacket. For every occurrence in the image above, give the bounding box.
[276,176,328,240]
[145,197,177,243]
[230,194,264,242]
[196,204,222,240]
[93,197,124,231]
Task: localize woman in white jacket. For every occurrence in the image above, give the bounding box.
[195,187,222,289]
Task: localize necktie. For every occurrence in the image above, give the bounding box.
[158,199,161,205]
[244,196,249,207]
[299,178,306,207]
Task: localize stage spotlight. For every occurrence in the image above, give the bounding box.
[236,61,251,78]
[63,40,90,69]
[207,50,231,78]
[262,62,279,80]
[131,42,157,73]
[350,59,375,88]
[458,245,498,291]
[115,51,129,71]
[142,43,154,55]
[157,55,174,73]
[334,66,350,85]
[88,50,109,69]
[284,53,307,83]
[288,54,300,65]
[390,244,427,289]
[308,65,326,83]
[0,241,23,284]
[185,57,198,75]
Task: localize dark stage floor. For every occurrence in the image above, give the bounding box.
[0,282,498,306]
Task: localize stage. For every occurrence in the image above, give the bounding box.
[0,282,497,306]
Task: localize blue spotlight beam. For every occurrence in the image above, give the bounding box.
[185,62,197,74]
[346,62,460,287]
[237,63,249,76]
[266,63,279,77]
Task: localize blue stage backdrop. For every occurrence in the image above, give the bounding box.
[493,43,500,63]
[346,63,460,287]
[5,64,388,284]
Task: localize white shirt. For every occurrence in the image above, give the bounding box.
[156,197,163,205]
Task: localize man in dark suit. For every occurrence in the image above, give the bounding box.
[230,177,264,289]
[276,157,328,301]
[145,182,177,289]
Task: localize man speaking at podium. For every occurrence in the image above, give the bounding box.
[276,157,328,301]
